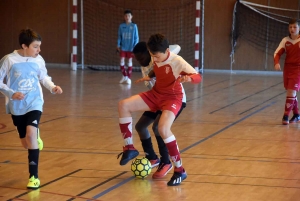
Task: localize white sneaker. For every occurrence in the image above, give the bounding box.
[119,76,128,84]
[125,78,131,85]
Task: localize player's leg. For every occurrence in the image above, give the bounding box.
[152,103,186,179]
[119,53,128,83]
[282,70,297,124]
[151,112,173,179]
[125,53,133,84]
[289,76,300,123]
[158,109,187,186]
[11,110,41,189]
[118,95,151,165]
[135,111,159,167]
[25,111,42,189]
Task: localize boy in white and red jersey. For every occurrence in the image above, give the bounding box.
[274,19,300,125]
[117,33,202,186]
[131,42,186,179]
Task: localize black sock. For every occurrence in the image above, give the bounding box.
[28,149,39,178]
[141,137,157,160]
[155,135,170,164]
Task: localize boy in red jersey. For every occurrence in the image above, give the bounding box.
[117,33,202,186]
[274,19,300,125]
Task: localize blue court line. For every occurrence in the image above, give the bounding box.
[209,82,281,114]
[182,101,276,152]
[87,101,276,200]
[88,176,134,200]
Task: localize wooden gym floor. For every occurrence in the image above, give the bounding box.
[1,67,300,201]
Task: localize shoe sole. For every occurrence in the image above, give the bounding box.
[152,165,173,179]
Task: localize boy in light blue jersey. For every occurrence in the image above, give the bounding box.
[0,28,63,189]
[117,9,139,85]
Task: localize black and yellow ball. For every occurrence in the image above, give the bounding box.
[131,157,152,179]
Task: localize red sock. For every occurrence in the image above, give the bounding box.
[119,117,133,147]
[293,97,299,115]
[284,96,295,116]
[164,135,183,173]
[120,66,127,76]
[127,66,132,78]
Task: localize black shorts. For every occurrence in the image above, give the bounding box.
[142,102,187,120]
[11,110,42,138]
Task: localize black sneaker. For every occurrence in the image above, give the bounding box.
[167,169,187,186]
[289,114,300,123]
[282,115,289,125]
[117,146,139,166]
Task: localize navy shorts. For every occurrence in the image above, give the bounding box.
[11,110,42,138]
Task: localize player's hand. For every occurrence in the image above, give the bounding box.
[274,63,281,71]
[116,47,120,54]
[52,86,63,94]
[178,75,191,83]
[135,76,151,83]
[12,92,25,100]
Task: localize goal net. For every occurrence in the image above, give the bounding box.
[231,0,300,71]
[78,0,198,71]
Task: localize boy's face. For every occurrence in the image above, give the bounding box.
[149,49,170,63]
[124,13,132,23]
[135,52,151,67]
[22,40,41,58]
[289,23,299,36]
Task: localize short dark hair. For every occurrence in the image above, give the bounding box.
[124,9,132,15]
[289,18,300,25]
[133,42,148,54]
[147,33,169,53]
[19,28,42,48]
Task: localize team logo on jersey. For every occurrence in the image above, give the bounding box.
[18,78,35,92]
[286,43,291,47]
[165,67,170,74]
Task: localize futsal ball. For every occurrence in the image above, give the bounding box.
[131,157,152,179]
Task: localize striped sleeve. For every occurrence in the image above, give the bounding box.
[274,38,286,65]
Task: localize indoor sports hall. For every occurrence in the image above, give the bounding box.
[1,0,300,200]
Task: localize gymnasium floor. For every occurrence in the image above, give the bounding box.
[1,67,300,201]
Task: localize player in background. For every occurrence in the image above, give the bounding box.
[131,42,186,179]
[274,18,300,125]
[117,9,139,85]
[117,33,202,186]
[0,28,63,189]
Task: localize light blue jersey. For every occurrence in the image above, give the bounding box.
[117,22,139,52]
[0,50,56,115]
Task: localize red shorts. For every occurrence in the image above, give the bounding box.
[139,90,182,116]
[120,51,134,58]
[283,66,300,91]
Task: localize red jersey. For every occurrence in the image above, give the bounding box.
[274,35,300,67]
[152,52,201,99]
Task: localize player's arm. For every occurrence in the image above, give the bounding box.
[37,57,63,94]
[0,56,16,99]
[133,24,139,48]
[177,58,202,84]
[117,25,122,52]
[135,70,155,83]
[274,38,286,71]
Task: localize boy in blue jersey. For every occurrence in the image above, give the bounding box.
[117,9,139,85]
[0,28,63,189]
